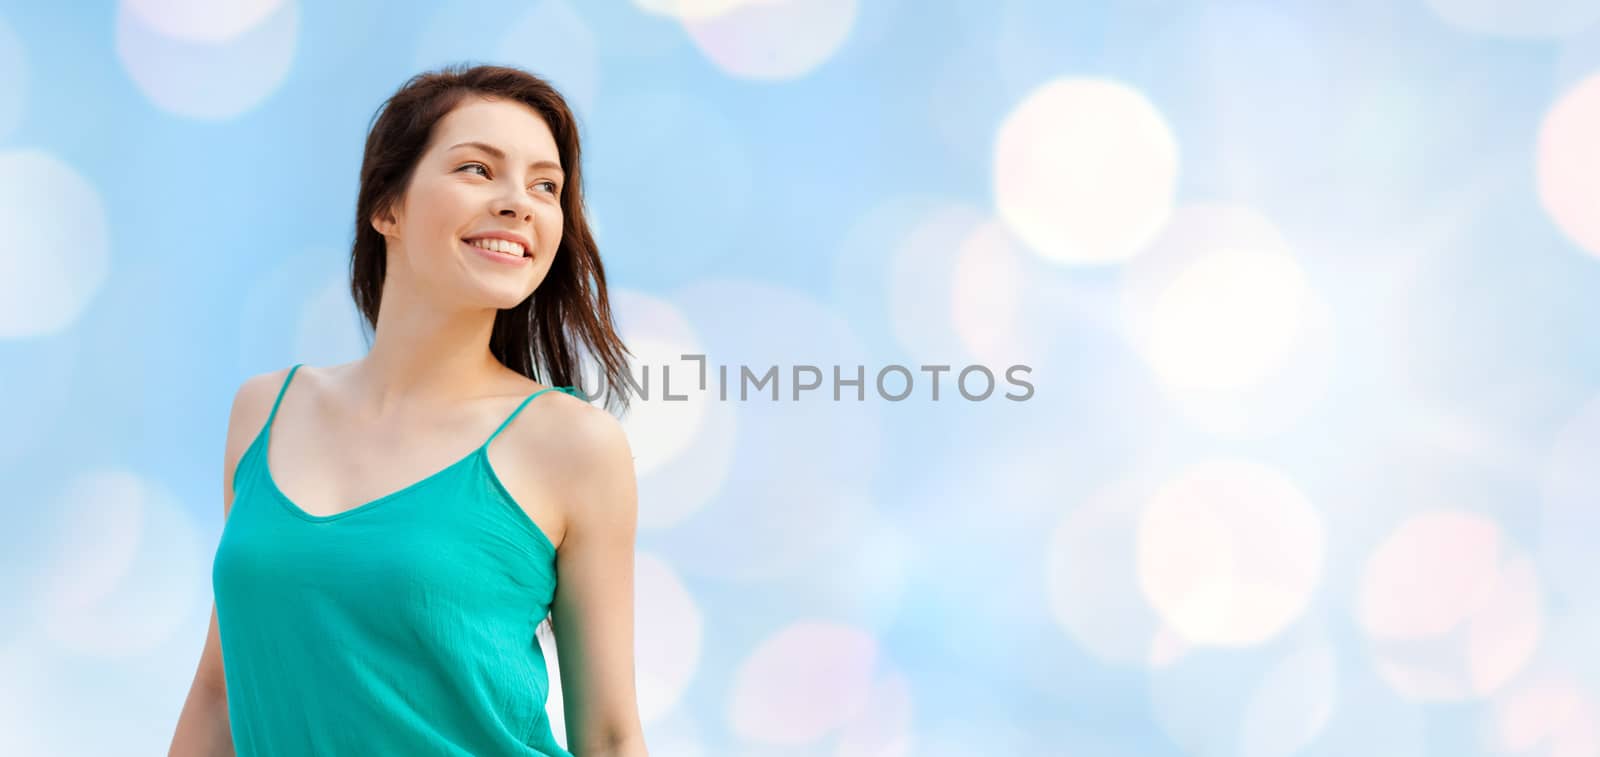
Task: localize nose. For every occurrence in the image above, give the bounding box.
[495,187,536,222]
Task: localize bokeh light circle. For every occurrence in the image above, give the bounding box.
[1137,458,1324,647]
[633,0,746,21]
[680,0,857,81]
[634,551,703,724]
[1488,673,1600,756]
[632,386,736,531]
[611,289,709,477]
[1146,244,1309,391]
[1357,511,1542,701]
[115,0,299,120]
[0,150,111,339]
[728,621,880,746]
[33,470,205,657]
[1538,73,1600,260]
[993,77,1179,266]
[610,288,735,530]
[122,0,285,43]
[1121,204,1314,391]
[1119,204,1335,439]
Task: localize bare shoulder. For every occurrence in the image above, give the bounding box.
[221,366,297,515]
[521,391,638,536]
[228,366,296,438]
[536,390,635,479]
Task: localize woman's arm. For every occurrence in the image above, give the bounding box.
[168,606,234,756]
[549,406,647,756]
[170,370,281,756]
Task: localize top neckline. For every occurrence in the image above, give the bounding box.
[259,433,485,523]
[254,363,580,525]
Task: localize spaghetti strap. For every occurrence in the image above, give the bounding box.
[265,363,303,434]
[481,385,583,448]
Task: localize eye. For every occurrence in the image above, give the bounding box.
[534,180,559,195]
[458,162,489,177]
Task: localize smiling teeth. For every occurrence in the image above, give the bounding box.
[467,238,526,257]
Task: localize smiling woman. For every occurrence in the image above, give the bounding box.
[168,64,646,757]
[351,69,626,391]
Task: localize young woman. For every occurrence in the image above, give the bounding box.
[169,65,646,757]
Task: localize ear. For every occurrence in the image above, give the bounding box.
[370,200,399,238]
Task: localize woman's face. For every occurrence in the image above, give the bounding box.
[374,96,566,309]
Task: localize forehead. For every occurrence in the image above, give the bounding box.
[431,97,559,161]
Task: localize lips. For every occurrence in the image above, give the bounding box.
[463,237,529,258]
[462,238,531,266]
[462,229,533,257]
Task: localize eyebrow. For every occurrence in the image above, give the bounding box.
[448,141,565,176]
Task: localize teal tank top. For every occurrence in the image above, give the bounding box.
[213,363,580,756]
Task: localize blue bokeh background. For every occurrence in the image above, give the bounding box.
[4,1,1600,754]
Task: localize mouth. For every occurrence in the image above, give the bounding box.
[462,237,531,260]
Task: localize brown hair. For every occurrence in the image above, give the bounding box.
[350,63,632,415]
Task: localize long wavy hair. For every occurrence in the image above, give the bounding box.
[350,63,632,416]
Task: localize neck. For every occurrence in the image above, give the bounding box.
[352,271,509,416]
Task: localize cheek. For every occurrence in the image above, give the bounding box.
[397,191,440,238]
[541,210,565,246]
